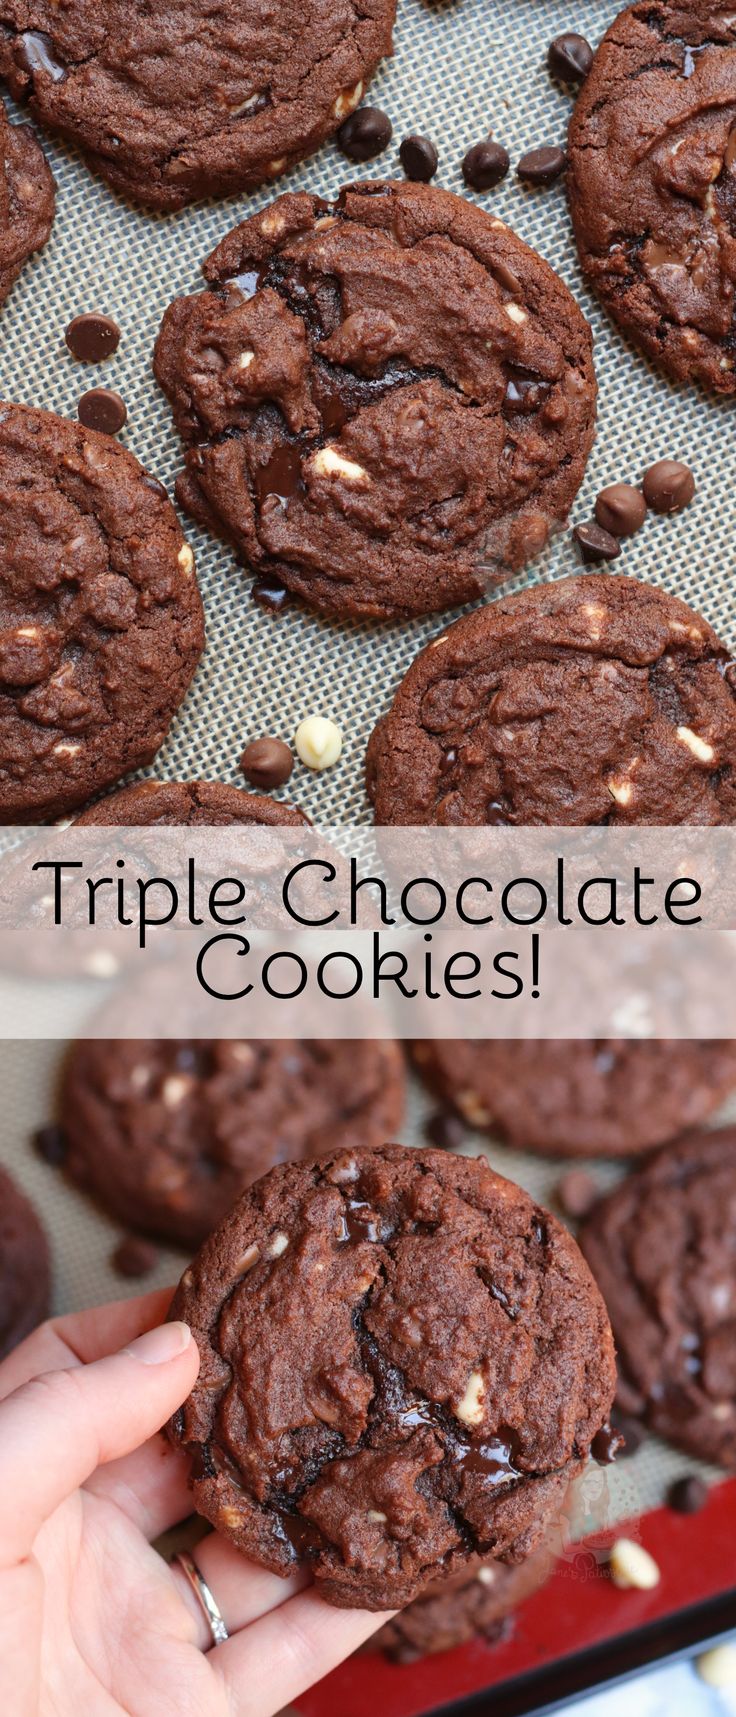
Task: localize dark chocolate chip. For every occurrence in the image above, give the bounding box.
[425,1109,465,1151]
[252,575,289,612]
[65,312,120,363]
[337,107,392,162]
[517,145,567,185]
[548,32,594,83]
[611,1407,646,1458]
[112,1235,158,1278]
[642,459,696,514]
[573,521,621,564]
[667,1474,708,1514]
[240,736,294,790]
[592,1421,624,1464]
[556,1168,598,1220]
[33,1123,68,1165]
[594,483,647,538]
[399,134,438,182]
[77,387,127,435]
[462,140,510,191]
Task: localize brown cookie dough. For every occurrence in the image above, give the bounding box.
[412,1040,736,1158]
[0,0,394,211]
[370,1542,553,1661]
[0,93,53,306]
[0,1164,50,1359]
[74,779,309,826]
[581,1129,736,1466]
[154,180,597,620]
[168,1145,616,1609]
[567,2,736,393]
[367,574,736,824]
[60,1039,406,1248]
[0,403,204,823]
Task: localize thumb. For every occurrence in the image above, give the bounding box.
[0,1320,199,1567]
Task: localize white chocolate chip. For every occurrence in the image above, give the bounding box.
[505,302,527,325]
[583,601,607,641]
[129,1064,152,1092]
[458,1090,492,1127]
[219,1504,245,1528]
[367,1509,387,1522]
[315,216,338,230]
[260,209,285,237]
[237,1242,261,1274]
[295,715,342,771]
[267,156,287,175]
[161,1074,192,1108]
[676,725,715,764]
[332,80,364,120]
[53,743,81,756]
[428,634,447,650]
[477,1566,497,1586]
[455,1368,485,1427]
[608,1538,660,1590]
[607,777,634,807]
[269,1230,289,1257]
[15,625,40,639]
[82,948,121,978]
[181,1267,194,1289]
[177,544,194,576]
[310,445,369,484]
[696,1645,736,1688]
[237,350,255,370]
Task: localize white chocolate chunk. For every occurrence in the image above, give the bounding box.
[676,725,715,764]
[310,445,369,484]
[260,209,285,237]
[477,1566,497,1586]
[53,742,81,756]
[82,949,121,978]
[455,1368,485,1427]
[295,716,342,771]
[237,1242,261,1274]
[609,1538,660,1590]
[237,350,255,370]
[267,156,287,175]
[458,1089,492,1127]
[505,302,527,325]
[15,626,40,639]
[332,80,363,120]
[269,1230,289,1257]
[367,1509,387,1522]
[607,777,634,807]
[696,1645,736,1688]
[177,544,194,576]
[161,1074,192,1108]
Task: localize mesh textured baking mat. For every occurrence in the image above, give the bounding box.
[0,0,734,1545]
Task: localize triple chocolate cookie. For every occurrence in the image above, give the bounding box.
[154,181,597,619]
[370,1542,553,1661]
[367,574,736,824]
[0,94,53,307]
[413,1040,736,1158]
[0,1165,50,1359]
[581,1129,736,1466]
[0,0,395,210]
[568,2,736,393]
[168,1145,616,1609]
[75,779,308,826]
[0,404,204,823]
[60,1038,406,1247]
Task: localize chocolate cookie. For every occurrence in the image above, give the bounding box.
[74,779,308,826]
[154,180,597,620]
[0,1164,50,1359]
[0,1,394,211]
[60,1039,406,1247]
[0,94,53,307]
[0,403,204,823]
[168,1145,615,1608]
[413,1040,736,1158]
[367,574,736,824]
[370,1542,553,1661]
[567,2,736,393]
[581,1129,736,1466]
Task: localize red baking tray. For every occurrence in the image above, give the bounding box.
[296,1476,736,1717]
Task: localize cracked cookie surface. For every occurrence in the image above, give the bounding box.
[154,180,596,619]
[0,402,204,822]
[62,1039,406,1248]
[567,1,736,392]
[0,1164,50,1359]
[0,93,53,306]
[581,1128,736,1466]
[367,574,736,825]
[167,1144,615,1608]
[0,0,394,210]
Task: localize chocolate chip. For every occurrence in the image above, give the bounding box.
[642,459,696,514]
[594,483,647,538]
[425,1109,465,1151]
[33,1123,68,1166]
[517,145,567,185]
[241,736,293,789]
[77,387,127,435]
[252,575,289,612]
[668,1475,708,1514]
[65,312,120,363]
[573,521,621,563]
[611,1407,646,1458]
[399,133,438,182]
[112,1235,158,1278]
[555,1168,598,1220]
[462,140,510,191]
[337,107,392,162]
[548,32,594,83]
[592,1422,624,1464]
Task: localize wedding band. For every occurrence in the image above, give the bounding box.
[174,1550,230,1648]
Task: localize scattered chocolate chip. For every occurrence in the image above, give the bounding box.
[425,1109,465,1151]
[252,575,289,612]
[556,1168,598,1220]
[594,483,647,538]
[642,459,696,514]
[112,1235,158,1278]
[611,1407,646,1458]
[240,736,294,790]
[337,106,392,162]
[399,133,438,182]
[592,1421,624,1464]
[462,139,510,191]
[65,312,120,363]
[77,387,127,435]
[32,1123,68,1166]
[573,521,621,564]
[668,1474,708,1514]
[517,145,567,185]
[548,32,594,83]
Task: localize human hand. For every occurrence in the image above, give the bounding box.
[0,1289,390,1716]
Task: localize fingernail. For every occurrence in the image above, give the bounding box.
[123,1321,191,1366]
